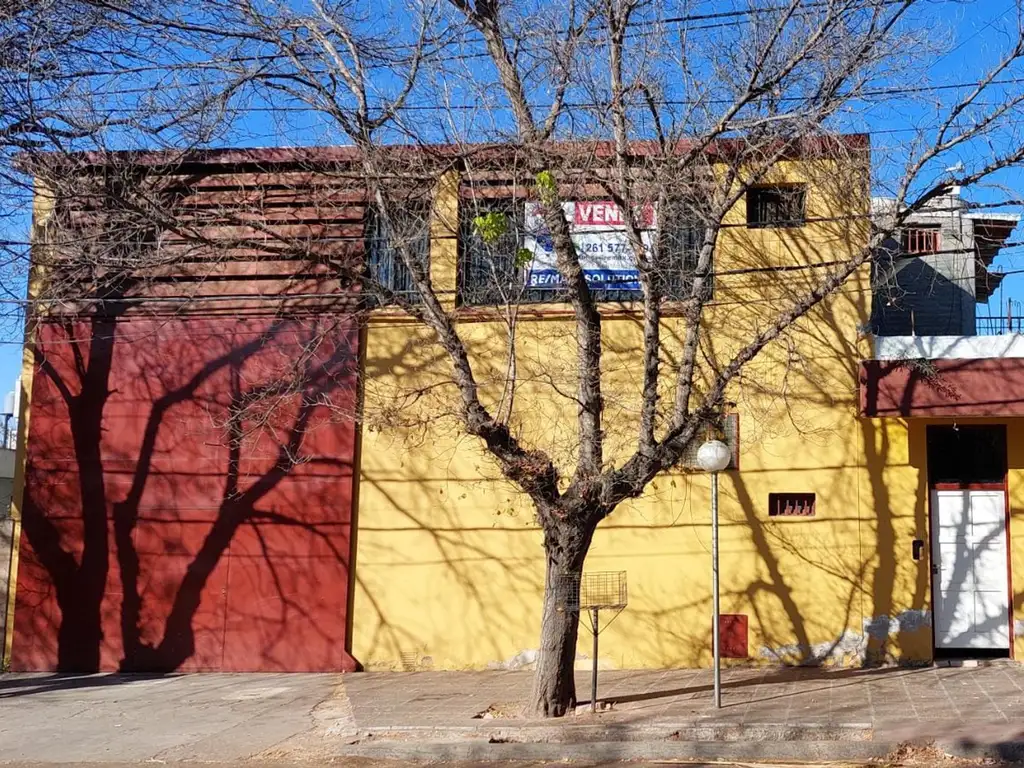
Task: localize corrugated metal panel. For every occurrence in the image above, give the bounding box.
[42,164,368,317]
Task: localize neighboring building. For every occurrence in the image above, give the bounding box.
[4,151,363,672]
[0,379,20,652]
[0,447,16,658]
[871,188,1017,337]
[4,137,1024,673]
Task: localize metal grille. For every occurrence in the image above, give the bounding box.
[747,185,806,228]
[660,216,710,300]
[768,492,816,517]
[557,571,627,612]
[400,651,419,671]
[678,413,739,470]
[458,199,708,305]
[365,210,429,305]
[976,315,1024,335]
[901,226,941,255]
[458,199,556,306]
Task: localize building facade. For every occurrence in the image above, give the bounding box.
[3,138,1023,672]
[3,154,363,671]
[871,189,1015,337]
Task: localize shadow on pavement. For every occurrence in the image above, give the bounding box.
[0,672,175,698]
[603,664,923,705]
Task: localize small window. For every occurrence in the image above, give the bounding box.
[926,425,1006,487]
[747,186,806,228]
[365,208,429,305]
[901,227,941,255]
[768,492,815,517]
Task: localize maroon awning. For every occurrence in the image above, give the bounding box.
[860,357,1024,417]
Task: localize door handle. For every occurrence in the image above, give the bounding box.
[931,563,939,575]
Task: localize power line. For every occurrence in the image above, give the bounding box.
[0,272,1007,349]
[3,199,1020,253]
[0,0,938,88]
[1,238,1019,309]
[18,70,1024,115]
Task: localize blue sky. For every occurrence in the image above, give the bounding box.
[0,1,1022,400]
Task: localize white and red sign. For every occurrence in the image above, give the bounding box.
[572,200,655,227]
[523,201,656,291]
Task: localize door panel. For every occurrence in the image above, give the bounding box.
[976,540,1009,591]
[931,489,1009,650]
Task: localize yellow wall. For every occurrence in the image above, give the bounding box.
[350,156,995,670]
[2,181,50,669]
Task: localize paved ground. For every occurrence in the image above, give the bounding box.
[2,665,1024,763]
[0,673,344,763]
[0,762,971,768]
[345,665,1024,736]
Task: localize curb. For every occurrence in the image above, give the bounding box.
[356,722,874,744]
[337,740,897,762]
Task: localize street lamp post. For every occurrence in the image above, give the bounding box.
[696,439,732,709]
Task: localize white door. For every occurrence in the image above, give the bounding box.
[931,489,1010,649]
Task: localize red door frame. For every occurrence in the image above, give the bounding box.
[925,424,1013,659]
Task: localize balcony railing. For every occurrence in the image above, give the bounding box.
[0,417,15,449]
[976,316,1024,335]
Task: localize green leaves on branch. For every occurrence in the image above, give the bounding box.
[472,174,558,269]
[472,212,534,268]
[535,170,557,205]
[472,211,508,244]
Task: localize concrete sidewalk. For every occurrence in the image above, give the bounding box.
[0,672,346,763]
[2,665,1024,763]
[339,664,1024,761]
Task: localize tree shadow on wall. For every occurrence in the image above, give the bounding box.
[602,223,932,682]
[16,306,362,674]
[719,218,930,669]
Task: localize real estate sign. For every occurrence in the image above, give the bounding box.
[523,200,655,292]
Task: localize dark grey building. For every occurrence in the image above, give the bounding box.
[872,188,1018,337]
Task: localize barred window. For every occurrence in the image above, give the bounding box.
[659,205,711,301]
[768,492,816,517]
[365,207,429,305]
[458,199,550,306]
[901,226,941,255]
[747,185,807,228]
[457,199,709,306]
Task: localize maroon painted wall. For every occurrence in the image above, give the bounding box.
[861,358,1024,418]
[11,313,360,672]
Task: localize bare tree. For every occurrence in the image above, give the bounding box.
[0,1,340,674]
[21,0,1024,715]
[0,0,253,344]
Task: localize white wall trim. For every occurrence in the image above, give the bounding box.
[872,334,1024,360]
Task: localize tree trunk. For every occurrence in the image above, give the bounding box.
[530,518,596,717]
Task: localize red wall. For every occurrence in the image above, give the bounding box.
[861,358,1024,418]
[11,313,360,672]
